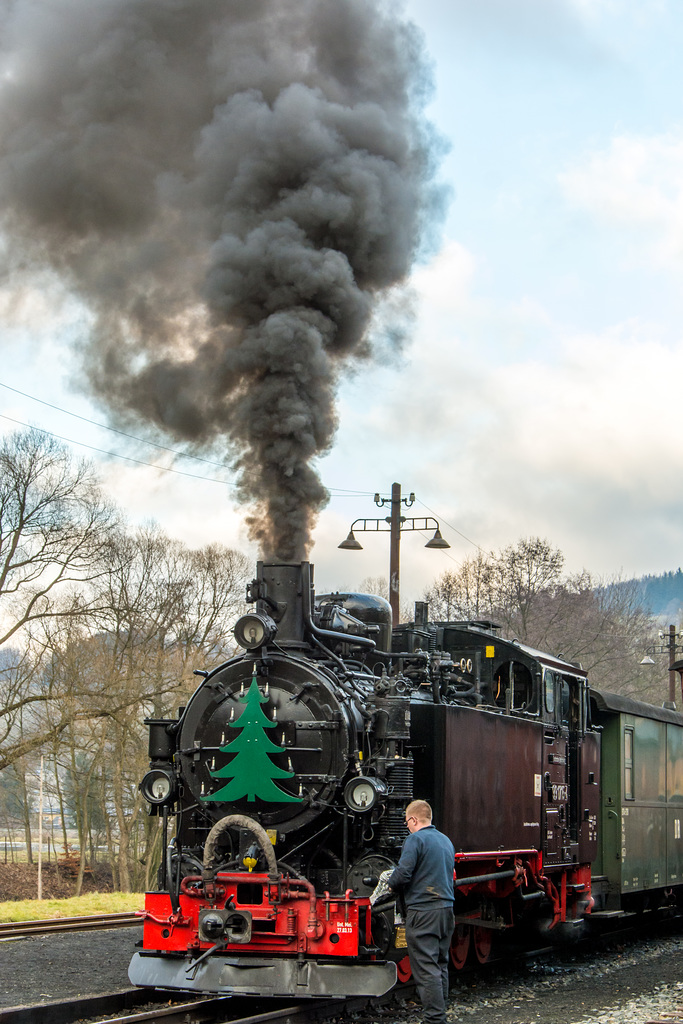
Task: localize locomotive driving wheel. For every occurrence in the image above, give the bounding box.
[449,924,470,970]
[472,925,493,964]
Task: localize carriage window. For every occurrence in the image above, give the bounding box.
[544,670,555,714]
[624,727,634,800]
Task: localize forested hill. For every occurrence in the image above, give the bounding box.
[627,569,683,619]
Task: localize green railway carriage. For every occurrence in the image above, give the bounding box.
[590,690,683,913]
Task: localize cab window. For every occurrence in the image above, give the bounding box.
[494,660,537,713]
[559,677,571,726]
[544,669,555,714]
[557,675,584,731]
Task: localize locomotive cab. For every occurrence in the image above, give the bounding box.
[401,618,599,949]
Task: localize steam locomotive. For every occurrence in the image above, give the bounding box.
[129,560,683,997]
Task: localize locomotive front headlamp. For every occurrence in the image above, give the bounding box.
[140,767,175,805]
[234,612,278,650]
[344,776,387,814]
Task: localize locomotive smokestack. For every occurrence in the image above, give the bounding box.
[254,562,309,645]
[0,0,444,559]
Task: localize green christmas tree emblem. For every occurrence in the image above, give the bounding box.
[203,674,301,804]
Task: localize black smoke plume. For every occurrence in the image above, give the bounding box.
[0,0,442,559]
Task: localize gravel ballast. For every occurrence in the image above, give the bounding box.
[441,934,683,1023]
[0,927,142,1008]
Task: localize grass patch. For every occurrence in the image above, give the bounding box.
[0,891,144,922]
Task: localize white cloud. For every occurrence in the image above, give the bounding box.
[476,328,682,493]
[412,240,477,310]
[97,457,255,555]
[324,238,683,581]
[559,132,683,269]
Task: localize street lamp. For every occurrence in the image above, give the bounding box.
[338,482,450,625]
[641,625,683,706]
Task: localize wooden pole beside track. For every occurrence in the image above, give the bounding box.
[37,754,44,900]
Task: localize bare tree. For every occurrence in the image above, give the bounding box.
[424,552,493,621]
[0,429,120,768]
[425,539,658,703]
[49,525,250,889]
[0,428,119,645]
[489,537,565,639]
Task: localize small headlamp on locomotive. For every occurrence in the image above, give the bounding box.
[130,561,410,998]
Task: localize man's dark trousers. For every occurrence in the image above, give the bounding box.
[405,904,455,1024]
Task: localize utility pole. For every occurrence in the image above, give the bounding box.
[388,482,403,624]
[641,624,683,706]
[338,482,450,625]
[37,755,44,901]
[668,624,678,705]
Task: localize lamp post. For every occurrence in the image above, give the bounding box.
[640,624,683,706]
[338,482,450,624]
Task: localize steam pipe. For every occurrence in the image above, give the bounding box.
[203,814,278,879]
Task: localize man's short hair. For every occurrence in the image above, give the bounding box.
[406,799,432,823]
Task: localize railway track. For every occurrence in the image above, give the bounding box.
[0,912,141,939]
[0,989,378,1024]
[91,996,347,1024]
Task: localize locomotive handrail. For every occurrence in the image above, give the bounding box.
[454,869,517,888]
[454,848,539,861]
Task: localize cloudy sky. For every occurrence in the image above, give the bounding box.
[1,0,683,604]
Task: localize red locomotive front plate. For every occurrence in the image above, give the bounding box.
[141,873,369,959]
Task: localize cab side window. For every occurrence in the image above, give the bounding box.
[544,669,556,714]
[557,676,584,731]
[512,662,534,712]
[494,660,536,713]
[559,677,571,726]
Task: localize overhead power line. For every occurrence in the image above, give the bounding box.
[0,413,237,486]
[0,380,229,468]
[0,385,378,499]
[0,382,456,507]
[415,498,481,553]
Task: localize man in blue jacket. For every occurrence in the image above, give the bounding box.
[387,799,455,1024]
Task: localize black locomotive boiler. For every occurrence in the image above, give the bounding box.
[129,560,683,997]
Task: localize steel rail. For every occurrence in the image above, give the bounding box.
[95,997,332,1024]
[0,991,362,1024]
[0,912,141,938]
